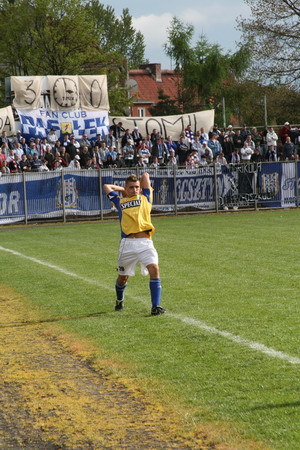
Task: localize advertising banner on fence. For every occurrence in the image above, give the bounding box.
[0,164,297,225]
[110,110,215,138]
[17,109,110,142]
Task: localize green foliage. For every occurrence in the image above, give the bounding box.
[86,3,145,70]
[148,89,182,116]
[164,17,194,70]
[238,0,300,87]
[0,0,145,114]
[217,80,300,128]
[164,17,251,113]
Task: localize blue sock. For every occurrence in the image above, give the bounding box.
[115,281,127,301]
[150,278,162,308]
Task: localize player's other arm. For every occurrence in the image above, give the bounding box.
[140,172,151,190]
[103,183,125,195]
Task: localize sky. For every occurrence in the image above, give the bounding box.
[102,0,251,69]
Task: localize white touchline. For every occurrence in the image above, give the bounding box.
[1,245,299,365]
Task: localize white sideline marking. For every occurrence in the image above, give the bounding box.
[0,245,109,291]
[1,245,299,365]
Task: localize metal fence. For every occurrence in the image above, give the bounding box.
[0,162,299,225]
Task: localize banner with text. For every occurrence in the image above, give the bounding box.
[17,108,110,141]
[0,106,15,137]
[110,110,215,139]
[11,75,109,111]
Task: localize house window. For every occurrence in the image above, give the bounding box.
[138,108,145,117]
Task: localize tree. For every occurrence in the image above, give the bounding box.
[164,17,250,112]
[86,3,145,70]
[0,0,99,75]
[237,0,300,87]
[148,89,182,116]
[0,0,145,114]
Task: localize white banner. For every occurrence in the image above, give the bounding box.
[110,110,215,138]
[10,75,109,112]
[48,75,80,111]
[11,76,42,110]
[17,108,109,140]
[0,106,15,137]
[79,75,109,111]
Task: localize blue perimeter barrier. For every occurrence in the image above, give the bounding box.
[0,162,299,225]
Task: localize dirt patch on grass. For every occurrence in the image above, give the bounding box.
[0,285,216,449]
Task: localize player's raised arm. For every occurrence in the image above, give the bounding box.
[103,183,125,195]
[140,172,151,190]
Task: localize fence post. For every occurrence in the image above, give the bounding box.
[61,171,66,223]
[254,165,258,211]
[99,169,103,221]
[23,172,28,225]
[295,159,299,208]
[214,163,219,213]
[173,168,178,215]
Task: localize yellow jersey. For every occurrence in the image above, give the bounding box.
[107,188,155,238]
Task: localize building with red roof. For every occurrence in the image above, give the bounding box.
[128,63,180,117]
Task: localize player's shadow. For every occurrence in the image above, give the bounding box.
[0,311,108,328]
[249,401,300,411]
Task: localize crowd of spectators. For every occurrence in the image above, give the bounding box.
[0,121,300,175]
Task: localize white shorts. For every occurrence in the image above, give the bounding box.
[118,238,158,276]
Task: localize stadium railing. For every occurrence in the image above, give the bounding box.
[0,161,299,225]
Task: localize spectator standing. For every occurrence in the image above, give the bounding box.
[152,137,167,165]
[230,149,240,164]
[240,124,251,142]
[244,134,256,152]
[30,153,42,171]
[62,133,70,148]
[123,139,136,167]
[99,141,109,162]
[80,146,91,168]
[251,127,263,152]
[121,129,133,148]
[207,134,222,157]
[233,129,244,153]
[191,136,202,158]
[132,126,143,147]
[66,137,79,160]
[47,128,57,148]
[110,121,124,152]
[137,142,151,166]
[185,124,194,145]
[266,127,278,152]
[251,148,263,163]
[0,130,12,150]
[105,145,117,162]
[283,136,296,160]
[104,128,116,149]
[44,145,55,169]
[199,127,209,143]
[278,122,290,144]
[222,135,235,163]
[226,125,235,143]
[266,145,277,161]
[240,142,254,162]
[79,133,91,152]
[177,136,189,166]
[13,142,24,160]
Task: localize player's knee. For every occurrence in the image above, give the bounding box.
[117,275,128,285]
[147,264,160,278]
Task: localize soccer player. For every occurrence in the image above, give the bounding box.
[103,172,165,316]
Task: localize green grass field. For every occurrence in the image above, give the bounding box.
[0,210,299,448]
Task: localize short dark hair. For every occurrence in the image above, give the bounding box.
[125,174,139,185]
